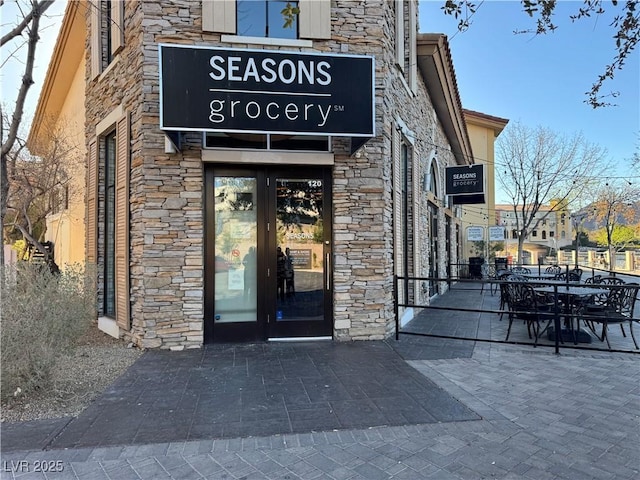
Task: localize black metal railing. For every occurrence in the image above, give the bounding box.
[393,271,640,355]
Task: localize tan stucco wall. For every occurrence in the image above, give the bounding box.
[461,112,508,263]
[457,122,494,262]
[44,55,87,267]
[29,1,87,270]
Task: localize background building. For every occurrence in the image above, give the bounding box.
[495,202,573,264]
[26,2,87,268]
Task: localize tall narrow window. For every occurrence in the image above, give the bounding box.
[104,132,116,317]
[105,0,113,64]
[401,143,409,264]
[428,202,438,296]
[395,0,417,91]
[91,0,124,78]
[237,0,298,39]
[429,163,438,196]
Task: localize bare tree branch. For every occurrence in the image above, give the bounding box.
[589,179,640,266]
[1,0,56,266]
[0,0,55,47]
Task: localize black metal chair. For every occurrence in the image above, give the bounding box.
[554,271,582,282]
[480,264,498,295]
[504,282,554,346]
[545,265,561,274]
[580,283,639,350]
[581,276,626,311]
[498,273,526,321]
[598,276,625,286]
[571,268,583,281]
[511,266,531,274]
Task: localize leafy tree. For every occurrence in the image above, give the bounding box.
[496,121,608,265]
[594,224,638,251]
[312,219,324,243]
[218,230,237,260]
[576,231,591,248]
[440,0,640,108]
[281,2,300,29]
[470,240,504,261]
[1,0,56,266]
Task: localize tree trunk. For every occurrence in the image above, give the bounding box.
[0,149,7,266]
[608,246,615,272]
[516,236,523,266]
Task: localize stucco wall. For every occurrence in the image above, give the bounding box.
[45,55,87,267]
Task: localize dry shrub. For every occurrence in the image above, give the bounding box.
[1,262,96,401]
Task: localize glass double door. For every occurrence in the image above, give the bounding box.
[204,166,333,342]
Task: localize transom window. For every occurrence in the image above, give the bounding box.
[237,0,299,39]
[205,132,329,151]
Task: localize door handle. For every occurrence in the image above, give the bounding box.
[326,252,331,290]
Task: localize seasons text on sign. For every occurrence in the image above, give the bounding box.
[209,56,332,86]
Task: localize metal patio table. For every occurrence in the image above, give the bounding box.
[533,285,610,344]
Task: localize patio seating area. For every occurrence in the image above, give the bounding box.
[398,275,640,354]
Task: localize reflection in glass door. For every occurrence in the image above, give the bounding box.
[204,167,332,342]
[213,176,258,324]
[271,177,328,336]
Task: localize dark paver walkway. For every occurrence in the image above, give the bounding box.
[2,341,478,453]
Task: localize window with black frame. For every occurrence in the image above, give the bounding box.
[205,133,329,151]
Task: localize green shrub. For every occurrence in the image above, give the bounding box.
[1,262,96,401]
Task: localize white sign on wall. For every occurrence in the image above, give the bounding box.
[467,226,484,241]
[489,226,506,241]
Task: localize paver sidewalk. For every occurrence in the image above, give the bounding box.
[2,281,639,479]
[2,344,638,479]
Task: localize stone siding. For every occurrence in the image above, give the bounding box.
[85,0,461,348]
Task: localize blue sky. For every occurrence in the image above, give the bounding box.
[419,0,640,191]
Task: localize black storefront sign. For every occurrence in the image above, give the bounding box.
[445,164,485,205]
[159,44,375,137]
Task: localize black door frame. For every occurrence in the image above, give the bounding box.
[266,167,333,340]
[204,164,333,343]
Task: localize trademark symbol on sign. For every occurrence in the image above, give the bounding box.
[334,105,345,112]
